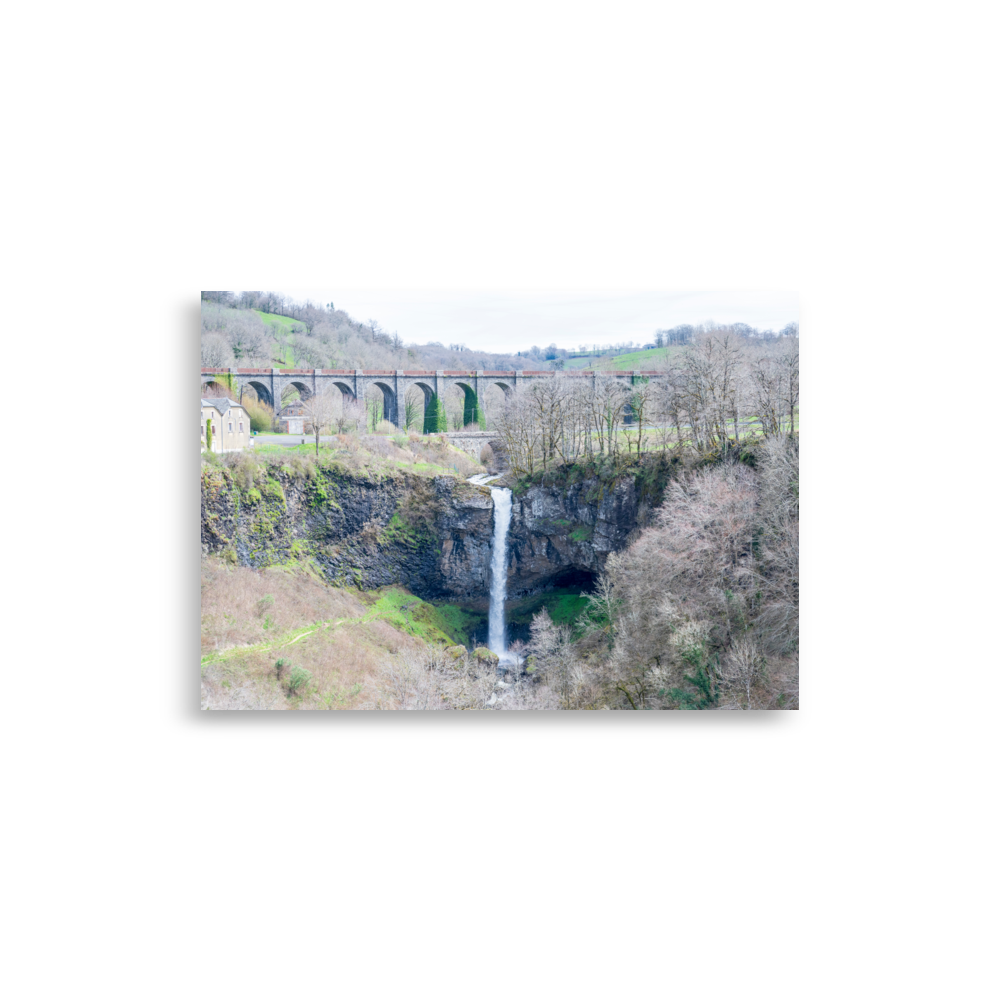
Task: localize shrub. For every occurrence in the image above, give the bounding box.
[225,449,259,491]
[243,397,273,434]
[423,394,448,434]
[667,649,720,710]
[361,435,391,458]
[444,449,485,479]
[287,665,312,695]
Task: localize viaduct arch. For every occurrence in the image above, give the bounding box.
[200,367,663,432]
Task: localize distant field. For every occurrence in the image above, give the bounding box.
[562,347,671,371]
[561,355,597,369]
[595,347,670,370]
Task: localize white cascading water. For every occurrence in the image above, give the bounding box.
[487,486,513,659]
[467,474,515,663]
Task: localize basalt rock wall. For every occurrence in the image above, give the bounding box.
[201,463,496,605]
[505,469,667,599]
[201,457,673,606]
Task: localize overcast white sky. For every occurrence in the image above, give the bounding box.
[275,288,798,353]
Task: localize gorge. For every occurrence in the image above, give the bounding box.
[200,452,675,645]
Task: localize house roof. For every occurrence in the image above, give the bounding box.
[201,398,244,415]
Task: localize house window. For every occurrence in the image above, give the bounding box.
[239,422,243,433]
[229,422,233,432]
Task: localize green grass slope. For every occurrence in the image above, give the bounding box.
[562,347,673,371]
[255,311,303,331]
[359,586,486,648]
[596,347,669,370]
[255,310,304,366]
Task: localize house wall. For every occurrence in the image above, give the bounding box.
[201,405,253,453]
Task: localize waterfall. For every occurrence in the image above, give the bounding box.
[468,474,515,663]
[487,486,513,659]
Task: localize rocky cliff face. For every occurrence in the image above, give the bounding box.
[201,464,496,605]
[505,474,661,598]
[201,456,673,608]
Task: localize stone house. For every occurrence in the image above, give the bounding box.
[202,398,253,453]
[278,401,305,435]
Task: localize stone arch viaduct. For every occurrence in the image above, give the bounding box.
[200,367,667,433]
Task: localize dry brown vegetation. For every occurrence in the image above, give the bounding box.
[351,431,481,477]
[201,559,429,711]
[211,430,485,482]
[522,434,799,710]
[200,560,556,710]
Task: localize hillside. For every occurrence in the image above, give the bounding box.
[255,309,302,366]
[201,295,543,375]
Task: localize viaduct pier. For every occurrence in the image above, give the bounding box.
[200,367,667,433]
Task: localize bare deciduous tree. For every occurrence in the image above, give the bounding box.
[336,396,364,434]
[201,332,232,368]
[722,636,767,710]
[301,387,340,455]
[404,387,421,431]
